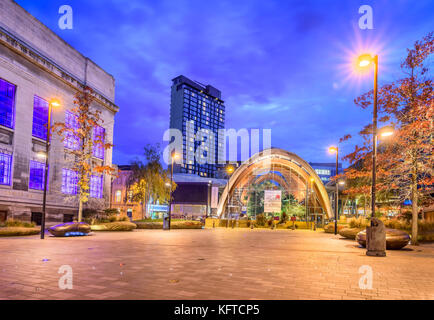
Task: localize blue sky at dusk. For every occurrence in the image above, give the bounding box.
[16,0,434,166]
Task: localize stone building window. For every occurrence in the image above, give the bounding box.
[90,174,103,198]
[93,125,105,159]
[29,160,47,190]
[61,168,78,194]
[0,151,12,185]
[32,96,49,140]
[115,190,122,203]
[64,111,80,150]
[0,78,16,129]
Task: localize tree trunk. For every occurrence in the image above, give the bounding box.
[411,174,419,245]
[78,199,83,222]
[141,202,145,220]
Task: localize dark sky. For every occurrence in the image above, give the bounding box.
[16,0,434,166]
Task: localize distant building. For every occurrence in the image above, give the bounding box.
[0,1,118,224]
[170,75,225,178]
[309,162,343,184]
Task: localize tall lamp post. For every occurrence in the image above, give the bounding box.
[41,99,60,239]
[329,146,339,235]
[226,165,234,227]
[357,54,379,218]
[167,151,179,230]
[357,55,396,219]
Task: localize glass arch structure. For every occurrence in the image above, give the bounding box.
[217,148,333,219]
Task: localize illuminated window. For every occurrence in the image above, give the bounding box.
[62,168,78,194]
[29,160,47,190]
[315,169,331,176]
[32,96,49,140]
[64,111,80,150]
[0,78,16,129]
[90,175,103,198]
[0,152,12,185]
[93,126,105,159]
[115,190,122,203]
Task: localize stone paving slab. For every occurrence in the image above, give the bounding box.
[0,228,433,300]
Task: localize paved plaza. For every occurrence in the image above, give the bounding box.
[0,228,433,300]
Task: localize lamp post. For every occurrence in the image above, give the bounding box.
[226,165,234,227]
[167,151,179,230]
[41,100,60,239]
[329,146,339,235]
[357,54,379,218]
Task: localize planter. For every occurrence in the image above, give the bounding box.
[49,222,91,237]
[0,227,40,237]
[356,228,410,250]
[91,221,137,231]
[339,228,363,240]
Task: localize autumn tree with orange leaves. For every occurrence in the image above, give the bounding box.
[53,86,115,222]
[342,32,433,244]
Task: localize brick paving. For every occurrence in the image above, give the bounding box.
[0,228,433,300]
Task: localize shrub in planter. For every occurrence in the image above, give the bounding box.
[255,214,266,226]
[324,223,346,233]
[348,217,369,229]
[3,219,36,228]
[339,227,363,240]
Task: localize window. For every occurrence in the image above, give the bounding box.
[90,175,103,198]
[315,169,331,176]
[0,78,16,129]
[64,111,80,150]
[0,152,12,185]
[32,96,49,140]
[29,160,47,190]
[115,190,122,203]
[93,126,105,159]
[61,168,78,194]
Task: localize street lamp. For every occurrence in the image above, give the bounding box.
[226,165,235,227]
[357,53,379,218]
[329,146,339,235]
[41,99,60,239]
[167,151,179,230]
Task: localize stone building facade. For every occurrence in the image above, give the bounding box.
[110,165,143,221]
[0,0,118,224]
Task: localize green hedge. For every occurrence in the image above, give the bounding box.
[0,227,40,237]
[90,221,137,231]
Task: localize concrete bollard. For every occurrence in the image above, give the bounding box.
[366,218,386,257]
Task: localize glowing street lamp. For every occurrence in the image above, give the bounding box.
[378,126,394,138]
[329,146,339,235]
[41,99,60,239]
[226,165,235,227]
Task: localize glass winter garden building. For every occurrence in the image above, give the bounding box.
[0,1,118,224]
[170,75,225,178]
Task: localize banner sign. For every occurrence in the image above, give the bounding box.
[211,186,219,208]
[264,190,281,213]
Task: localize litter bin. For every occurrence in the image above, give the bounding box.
[163,214,169,230]
[366,217,386,257]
